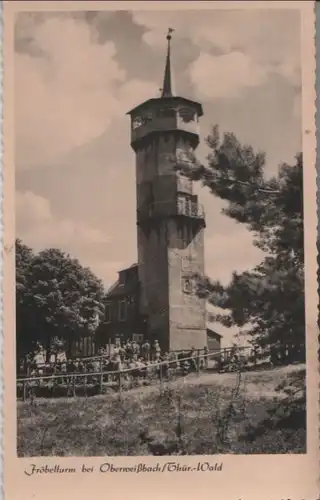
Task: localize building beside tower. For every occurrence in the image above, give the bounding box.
[98,31,222,352]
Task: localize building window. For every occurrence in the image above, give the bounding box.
[191,196,198,216]
[177,195,184,215]
[179,108,195,123]
[182,277,193,294]
[143,113,153,125]
[177,193,193,216]
[183,196,191,215]
[133,333,144,343]
[132,116,143,130]
[87,337,92,356]
[177,173,192,192]
[118,300,127,321]
[105,303,112,323]
[177,149,193,166]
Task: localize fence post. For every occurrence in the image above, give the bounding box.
[22,381,26,402]
[23,363,30,401]
[196,350,200,376]
[24,355,28,376]
[72,374,76,397]
[159,361,163,391]
[84,364,87,396]
[253,347,257,368]
[99,359,103,393]
[118,370,122,400]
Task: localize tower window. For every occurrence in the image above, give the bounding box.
[144,112,153,123]
[132,333,144,343]
[118,300,127,321]
[177,196,184,216]
[177,173,192,192]
[184,197,191,215]
[177,193,197,217]
[191,196,198,216]
[132,116,143,130]
[182,277,193,294]
[179,108,195,123]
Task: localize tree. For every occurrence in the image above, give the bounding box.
[16,240,105,362]
[177,126,304,360]
[16,239,37,367]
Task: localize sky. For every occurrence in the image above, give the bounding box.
[14,8,302,343]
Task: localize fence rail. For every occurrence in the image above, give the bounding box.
[17,344,304,401]
[17,346,251,376]
[17,348,256,401]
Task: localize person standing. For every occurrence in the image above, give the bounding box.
[142,340,151,361]
[153,340,161,362]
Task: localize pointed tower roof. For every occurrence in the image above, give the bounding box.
[161,28,174,98]
[127,27,203,118]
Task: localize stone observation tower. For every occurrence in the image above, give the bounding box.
[126,29,207,351]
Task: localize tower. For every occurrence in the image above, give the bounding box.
[127,30,206,351]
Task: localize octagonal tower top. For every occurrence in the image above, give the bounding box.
[127,29,203,150]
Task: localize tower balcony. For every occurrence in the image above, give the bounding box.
[128,97,203,150]
[177,201,205,221]
[137,199,206,228]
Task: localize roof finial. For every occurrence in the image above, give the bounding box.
[161,28,175,98]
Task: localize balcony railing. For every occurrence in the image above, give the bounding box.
[137,200,205,225]
[177,202,205,220]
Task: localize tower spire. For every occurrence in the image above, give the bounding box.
[161,28,175,98]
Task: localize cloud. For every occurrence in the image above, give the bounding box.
[132,9,300,58]
[118,78,159,111]
[15,9,302,294]
[132,9,301,97]
[16,190,136,285]
[276,59,301,87]
[204,217,264,286]
[15,14,157,170]
[189,51,268,100]
[16,190,111,256]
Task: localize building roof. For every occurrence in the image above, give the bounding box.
[206,327,223,339]
[127,96,203,118]
[105,263,139,299]
[162,29,174,98]
[127,30,203,117]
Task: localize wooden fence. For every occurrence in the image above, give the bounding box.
[17,346,253,378]
[17,347,257,401]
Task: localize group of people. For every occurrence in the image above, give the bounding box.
[103,339,162,364]
[23,340,210,384]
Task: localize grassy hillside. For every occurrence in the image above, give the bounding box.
[17,364,306,457]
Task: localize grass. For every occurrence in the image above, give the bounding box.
[17,364,306,457]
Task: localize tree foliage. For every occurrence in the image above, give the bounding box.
[178,126,305,358]
[16,239,105,360]
[16,239,36,363]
